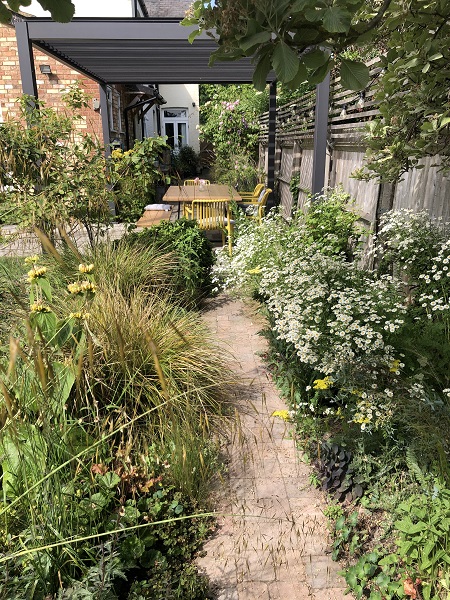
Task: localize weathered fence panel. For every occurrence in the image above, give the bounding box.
[259,60,449,226]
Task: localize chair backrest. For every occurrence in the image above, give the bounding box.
[190,199,230,230]
[253,183,265,198]
[183,179,211,186]
[258,188,271,208]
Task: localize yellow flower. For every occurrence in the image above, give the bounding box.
[313,376,333,390]
[30,302,51,313]
[27,266,47,281]
[78,263,94,274]
[247,266,261,274]
[24,254,40,265]
[389,359,400,373]
[68,281,96,295]
[111,149,123,159]
[271,410,291,421]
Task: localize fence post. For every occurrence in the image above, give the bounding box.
[267,80,277,207]
[311,71,330,197]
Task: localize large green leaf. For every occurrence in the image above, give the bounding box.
[322,6,352,33]
[253,50,272,91]
[240,31,272,53]
[339,59,370,90]
[303,48,329,69]
[272,41,300,83]
[285,61,308,91]
[37,0,75,22]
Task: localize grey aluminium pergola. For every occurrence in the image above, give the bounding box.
[15,17,329,196]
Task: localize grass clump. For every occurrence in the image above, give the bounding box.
[0,235,231,598]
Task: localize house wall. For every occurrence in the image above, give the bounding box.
[0,22,103,142]
[143,0,191,17]
[159,84,200,152]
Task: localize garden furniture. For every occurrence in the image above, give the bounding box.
[189,199,234,256]
[237,183,264,200]
[238,188,272,225]
[163,183,241,219]
[136,203,172,227]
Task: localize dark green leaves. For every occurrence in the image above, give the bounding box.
[322,6,352,33]
[0,0,75,23]
[272,41,300,83]
[340,59,370,90]
[253,50,273,91]
[240,31,272,53]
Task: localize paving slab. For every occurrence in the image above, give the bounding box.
[198,294,350,599]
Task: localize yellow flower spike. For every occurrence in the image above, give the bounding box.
[24,254,40,265]
[78,263,94,274]
[30,302,51,313]
[271,410,291,422]
[313,376,333,390]
[27,266,47,280]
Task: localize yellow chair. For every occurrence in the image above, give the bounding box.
[183,179,210,186]
[239,188,272,225]
[189,199,234,255]
[238,183,264,200]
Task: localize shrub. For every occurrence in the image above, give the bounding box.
[171,145,199,178]
[125,219,216,306]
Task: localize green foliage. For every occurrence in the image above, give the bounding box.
[183,0,378,91]
[303,187,361,257]
[332,512,360,561]
[0,0,75,23]
[171,145,199,179]
[0,242,231,597]
[0,88,112,247]
[199,84,267,185]
[110,137,169,223]
[125,219,216,306]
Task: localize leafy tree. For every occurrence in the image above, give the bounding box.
[184,0,450,181]
[0,0,74,23]
[0,87,112,246]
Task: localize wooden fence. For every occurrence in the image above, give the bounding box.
[258,61,450,228]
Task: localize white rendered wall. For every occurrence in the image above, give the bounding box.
[27,0,133,17]
[159,84,200,152]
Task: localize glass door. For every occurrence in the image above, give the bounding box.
[162,109,189,151]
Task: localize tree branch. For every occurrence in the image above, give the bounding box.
[359,0,393,36]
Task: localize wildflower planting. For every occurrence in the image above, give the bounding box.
[214,190,450,600]
[0,223,229,598]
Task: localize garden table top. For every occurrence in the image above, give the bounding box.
[163,184,242,203]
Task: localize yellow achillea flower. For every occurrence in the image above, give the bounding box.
[24,255,39,265]
[68,281,97,295]
[389,359,400,373]
[247,266,261,274]
[27,266,47,281]
[78,263,94,274]
[313,376,333,390]
[271,410,291,421]
[30,302,51,313]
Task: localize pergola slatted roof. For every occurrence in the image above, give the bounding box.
[21,18,263,84]
[14,16,329,198]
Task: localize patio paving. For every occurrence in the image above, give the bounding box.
[199,294,350,600]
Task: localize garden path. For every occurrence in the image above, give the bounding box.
[199,294,350,600]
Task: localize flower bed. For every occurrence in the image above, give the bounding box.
[214,191,450,600]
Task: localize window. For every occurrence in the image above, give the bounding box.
[106,86,123,133]
[162,108,189,150]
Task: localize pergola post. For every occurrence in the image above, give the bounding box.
[267,79,277,205]
[15,20,38,100]
[311,71,330,197]
[99,84,111,154]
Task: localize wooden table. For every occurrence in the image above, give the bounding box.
[163,184,242,216]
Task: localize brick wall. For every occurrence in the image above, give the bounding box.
[143,0,192,18]
[0,22,103,142]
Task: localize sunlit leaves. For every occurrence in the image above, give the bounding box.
[340,59,370,90]
[0,0,75,22]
